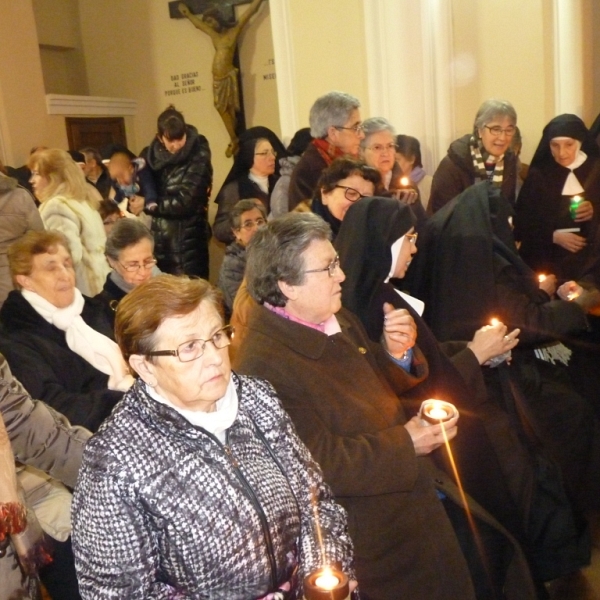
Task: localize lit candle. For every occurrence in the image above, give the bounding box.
[420,400,458,426]
[304,566,350,600]
[567,291,580,301]
[538,274,547,283]
[490,318,499,327]
[400,176,410,187]
[315,569,339,590]
[570,195,584,219]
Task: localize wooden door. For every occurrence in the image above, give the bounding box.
[65,117,127,151]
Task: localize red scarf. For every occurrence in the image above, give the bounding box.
[311,138,347,166]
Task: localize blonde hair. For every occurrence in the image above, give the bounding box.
[28,148,100,209]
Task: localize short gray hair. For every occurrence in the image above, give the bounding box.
[309,91,361,138]
[105,218,154,261]
[360,117,396,151]
[473,99,517,131]
[230,198,267,230]
[246,213,331,307]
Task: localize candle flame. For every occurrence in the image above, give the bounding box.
[490,318,499,326]
[538,274,546,283]
[315,567,340,590]
[400,176,410,187]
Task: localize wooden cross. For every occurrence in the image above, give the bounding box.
[168,0,253,25]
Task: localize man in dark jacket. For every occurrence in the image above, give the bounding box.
[144,105,213,278]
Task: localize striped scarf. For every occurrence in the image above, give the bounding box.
[470,135,504,188]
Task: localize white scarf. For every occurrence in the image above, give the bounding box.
[146,376,239,443]
[249,172,269,194]
[22,289,134,392]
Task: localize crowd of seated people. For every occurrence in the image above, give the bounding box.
[3,90,600,600]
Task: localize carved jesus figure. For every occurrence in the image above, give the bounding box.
[179,0,265,157]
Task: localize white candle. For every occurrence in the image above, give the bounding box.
[315,571,340,590]
[427,406,448,420]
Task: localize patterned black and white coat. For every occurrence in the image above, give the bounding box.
[72,373,354,600]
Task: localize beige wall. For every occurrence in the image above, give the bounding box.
[451,0,552,163]
[286,0,370,131]
[0,0,67,167]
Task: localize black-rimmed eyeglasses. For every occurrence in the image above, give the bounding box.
[146,325,234,363]
[335,185,366,203]
[304,255,341,278]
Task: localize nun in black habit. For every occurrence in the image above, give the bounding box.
[335,197,587,587]
[213,127,288,244]
[515,114,600,285]
[409,181,600,521]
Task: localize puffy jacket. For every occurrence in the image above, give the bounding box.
[72,374,354,599]
[145,125,212,277]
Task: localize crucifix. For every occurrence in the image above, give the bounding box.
[170,0,266,157]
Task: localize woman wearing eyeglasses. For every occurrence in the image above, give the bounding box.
[213,126,287,244]
[310,157,380,240]
[218,199,267,317]
[429,98,519,214]
[0,230,132,431]
[94,218,161,334]
[360,118,426,225]
[72,274,355,600]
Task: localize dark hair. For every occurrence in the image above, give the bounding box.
[157,105,187,141]
[230,199,267,230]
[98,199,122,222]
[67,150,85,164]
[395,135,423,169]
[317,157,381,195]
[246,213,331,307]
[287,128,313,157]
[105,218,154,261]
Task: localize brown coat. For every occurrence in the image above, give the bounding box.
[234,305,536,600]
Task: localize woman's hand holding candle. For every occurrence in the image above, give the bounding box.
[572,199,594,222]
[557,281,583,302]
[467,321,520,365]
[404,414,458,456]
[382,303,417,359]
[538,273,557,296]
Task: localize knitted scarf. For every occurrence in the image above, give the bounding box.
[470,135,504,187]
[22,288,134,391]
[312,138,346,166]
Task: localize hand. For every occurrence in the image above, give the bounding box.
[349,580,358,593]
[382,303,417,358]
[539,273,557,296]
[573,200,594,222]
[404,414,458,456]
[392,189,419,205]
[178,2,191,16]
[128,195,145,216]
[553,230,587,253]
[467,322,520,365]
[557,281,583,301]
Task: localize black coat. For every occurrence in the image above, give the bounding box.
[0,291,122,431]
[429,133,518,214]
[144,124,212,278]
[515,152,600,285]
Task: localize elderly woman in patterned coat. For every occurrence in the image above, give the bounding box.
[72,274,355,600]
